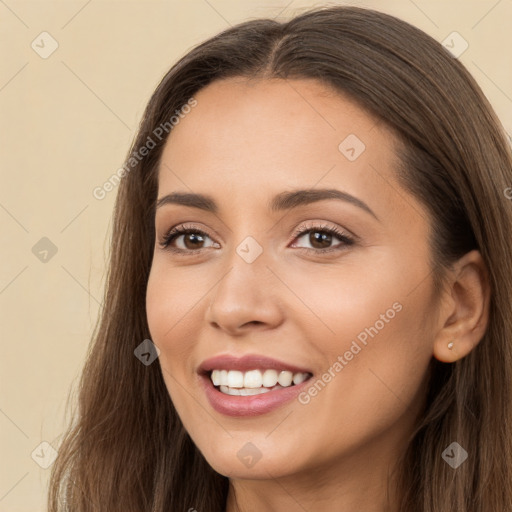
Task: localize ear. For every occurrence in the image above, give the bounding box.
[432,250,491,363]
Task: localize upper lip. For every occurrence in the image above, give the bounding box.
[198,354,313,375]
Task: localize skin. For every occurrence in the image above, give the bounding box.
[145,77,490,512]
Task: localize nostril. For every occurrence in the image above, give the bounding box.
[242,320,264,327]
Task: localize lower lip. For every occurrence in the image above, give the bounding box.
[199,374,312,417]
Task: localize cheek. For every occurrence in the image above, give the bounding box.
[146,267,171,350]
[145,264,198,376]
[146,266,203,424]
[287,254,435,420]
[146,257,202,340]
[280,256,407,350]
[289,306,433,473]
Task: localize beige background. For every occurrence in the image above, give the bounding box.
[0,1,511,510]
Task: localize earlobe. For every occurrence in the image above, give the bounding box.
[434,339,460,363]
[432,250,491,363]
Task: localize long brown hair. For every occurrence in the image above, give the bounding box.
[48,6,512,511]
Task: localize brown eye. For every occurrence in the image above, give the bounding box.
[160,227,218,252]
[181,232,207,250]
[292,225,354,252]
[308,231,333,249]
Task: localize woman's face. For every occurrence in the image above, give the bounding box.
[146,77,441,481]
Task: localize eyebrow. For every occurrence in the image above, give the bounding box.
[155,188,378,220]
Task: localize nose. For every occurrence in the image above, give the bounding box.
[205,256,284,336]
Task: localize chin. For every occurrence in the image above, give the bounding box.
[196,437,306,480]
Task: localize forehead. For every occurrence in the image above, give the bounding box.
[157,77,406,219]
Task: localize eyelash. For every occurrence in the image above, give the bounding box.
[158,222,355,255]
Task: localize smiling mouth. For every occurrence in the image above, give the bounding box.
[209,369,313,396]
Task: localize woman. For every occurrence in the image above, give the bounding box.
[48,5,512,511]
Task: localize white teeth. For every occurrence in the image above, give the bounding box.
[244,370,263,388]
[210,369,311,394]
[227,370,244,388]
[293,372,307,385]
[211,369,230,386]
[277,371,293,387]
[219,385,272,396]
[262,369,278,387]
